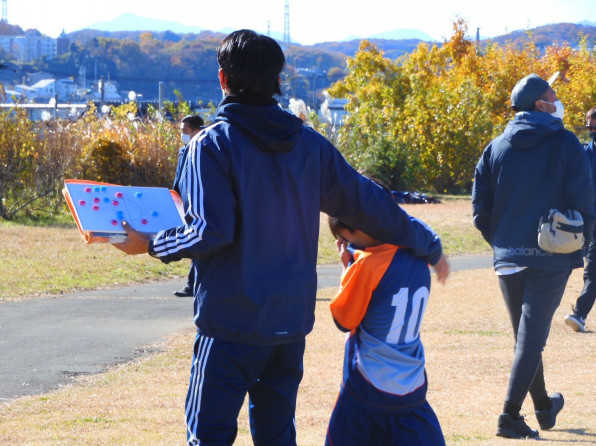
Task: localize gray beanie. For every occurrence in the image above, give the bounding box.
[510,74,550,110]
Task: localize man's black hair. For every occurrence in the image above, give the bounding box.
[217,29,285,97]
[181,114,204,131]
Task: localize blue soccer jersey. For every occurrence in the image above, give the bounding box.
[331,244,431,400]
[327,244,444,445]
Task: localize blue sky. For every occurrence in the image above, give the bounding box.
[8,0,596,45]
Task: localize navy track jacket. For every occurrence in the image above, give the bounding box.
[150,95,442,345]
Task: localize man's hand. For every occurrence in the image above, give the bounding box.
[112,221,151,255]
[432,254,450,285]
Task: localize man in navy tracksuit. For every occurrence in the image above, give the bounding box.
[115,29,448,445]
[473,74,595,439]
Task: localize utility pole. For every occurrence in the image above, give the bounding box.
[158,81,164,111]
[283,0,290,46]
[99,76,105,108]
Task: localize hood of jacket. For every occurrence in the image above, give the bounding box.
[215,94,304,154]
[503,110,565,150]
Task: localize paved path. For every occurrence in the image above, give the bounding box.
[0,255,492,401]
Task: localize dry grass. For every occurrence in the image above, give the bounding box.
[2,270,595,445]
[1,197,485,299]
[401,198,490,256]
[428,268,596,445]
[317,197,489,265]
[0,224,188,299]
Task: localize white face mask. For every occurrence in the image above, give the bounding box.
[541,99,565,120]
[181,133,191,144]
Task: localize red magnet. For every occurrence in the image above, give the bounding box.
[115,192,124,198]
[141,219,148,225]
[84,187,92,193]
[78,200,86,206]
[92,205,100,211]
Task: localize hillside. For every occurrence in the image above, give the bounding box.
[484,22,596,51]
[0,22,594,106]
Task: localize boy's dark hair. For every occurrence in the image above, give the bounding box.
[328,216,355,241]
[328,177,393,240]
[181,114,204,131]
[587,106,596,122]
[217,29,285,97]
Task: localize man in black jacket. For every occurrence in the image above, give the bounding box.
[473,73,595,439]
[565,106,596,331]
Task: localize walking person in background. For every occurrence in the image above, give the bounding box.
[472,74,595,439]
[172,114,204,297]
[565,106,596,332]
[113,29,449,445]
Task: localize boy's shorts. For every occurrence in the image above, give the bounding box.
[325,389,445,446]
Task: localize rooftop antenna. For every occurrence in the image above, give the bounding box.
[283,0,290,46]
[1,0,7,23]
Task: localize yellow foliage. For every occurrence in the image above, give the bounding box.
[325,20,596,193]
[0,101,181,220]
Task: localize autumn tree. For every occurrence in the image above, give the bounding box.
[327,19,596,193]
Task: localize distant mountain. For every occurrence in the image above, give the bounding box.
[312,38,423,60]
[368,28,434,42]
[484,23,596,52]
[66,29,226,44]
[81,13,433,46]
[83,13,204,34]
[579,20,596,27]
[3,20,593,105]
[0,21,24,36]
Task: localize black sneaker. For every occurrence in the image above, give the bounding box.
[535,393,564,430]
[496,413,539,439]
[173,286,193,297]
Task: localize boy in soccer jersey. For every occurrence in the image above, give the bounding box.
[326,215,445,446]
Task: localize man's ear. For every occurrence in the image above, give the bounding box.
[534,99,547,113]
[219,69,228,91]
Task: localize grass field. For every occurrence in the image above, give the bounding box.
[0,197,488,300]
[1,270,594,445]
[4,197,594,445]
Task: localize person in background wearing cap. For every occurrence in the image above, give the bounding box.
[172,114,204,297]
[472,74,595,439]
[565,106,596,332]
